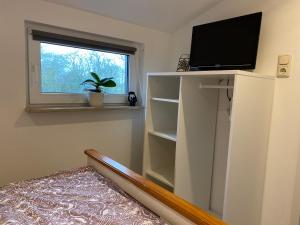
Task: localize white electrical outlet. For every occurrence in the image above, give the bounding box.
[277,55,292,78]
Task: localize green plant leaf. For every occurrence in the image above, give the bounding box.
[101,80,116,87]
[81,79,96,85]
[99,77,113,85]
[90,72,101,83]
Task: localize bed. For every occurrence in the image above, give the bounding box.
[0,149,226,225]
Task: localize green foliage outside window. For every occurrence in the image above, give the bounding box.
[40,43,128,95]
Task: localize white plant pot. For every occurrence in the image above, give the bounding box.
[87,92,104,108]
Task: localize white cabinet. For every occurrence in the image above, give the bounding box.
[143,70,275,225]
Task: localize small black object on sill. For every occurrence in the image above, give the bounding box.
[128,92,137,106]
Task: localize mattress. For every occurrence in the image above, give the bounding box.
[0,167,168,225]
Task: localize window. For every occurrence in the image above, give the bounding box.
[26,22,139,105]
[40,43,128,95]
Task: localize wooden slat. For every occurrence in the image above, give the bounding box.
[84,149,227,225]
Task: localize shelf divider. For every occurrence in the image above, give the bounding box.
[148,130,177,142]
[146,169,174,189]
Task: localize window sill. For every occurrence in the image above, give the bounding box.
[25,104,144,113]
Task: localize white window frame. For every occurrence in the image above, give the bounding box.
[26,22,141,106]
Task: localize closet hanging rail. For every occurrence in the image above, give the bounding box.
[199,83,234,89]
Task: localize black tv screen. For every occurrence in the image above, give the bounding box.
[189,12,262,71]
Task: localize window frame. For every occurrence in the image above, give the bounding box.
[26,22,140,106]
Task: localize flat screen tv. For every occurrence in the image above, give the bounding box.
[189,12,262,71]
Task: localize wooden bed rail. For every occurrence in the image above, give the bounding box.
[84,149,227,225]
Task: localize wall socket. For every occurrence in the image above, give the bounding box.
[277,55,292,78]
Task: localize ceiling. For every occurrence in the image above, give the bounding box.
[43,0,221,32]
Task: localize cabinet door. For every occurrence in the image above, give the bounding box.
[223,75,274,225]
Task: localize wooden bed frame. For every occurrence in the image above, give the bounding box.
[85,149,227,225]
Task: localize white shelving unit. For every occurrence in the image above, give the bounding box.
[143,76,179,192]
[143,70,275,225]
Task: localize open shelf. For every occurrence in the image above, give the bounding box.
[144,135,176,192]
[144,75,179,193]
[151,97,179,104]
[148,130,176,142]
[146,168,174,189]
[148,76,180,100]
[150,101,178,133]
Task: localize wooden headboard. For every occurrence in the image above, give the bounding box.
[85,149,226,225]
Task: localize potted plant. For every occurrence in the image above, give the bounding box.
[81,72,116,107]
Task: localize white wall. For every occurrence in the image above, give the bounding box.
[169,0,300,224]
[0,0,171,186]
[291,154,300,225]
